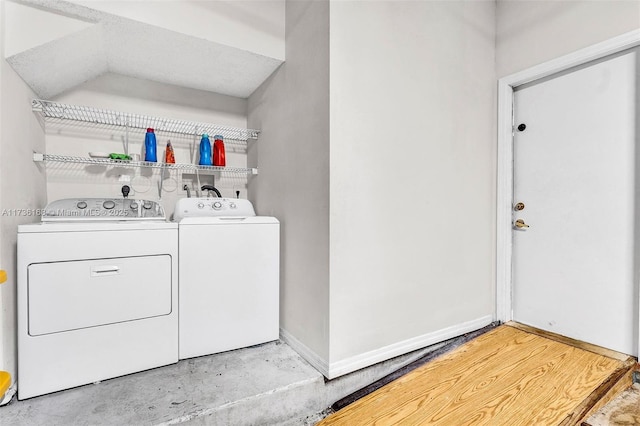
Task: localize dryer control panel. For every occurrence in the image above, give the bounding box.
[42,198,165,222]
[173,198,256,222]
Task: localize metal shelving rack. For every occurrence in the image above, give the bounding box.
[32,153,258,175]
[31,99,259,176]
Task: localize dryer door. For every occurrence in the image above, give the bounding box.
[28,255,172,336]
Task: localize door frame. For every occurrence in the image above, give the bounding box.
[496,30,640,345]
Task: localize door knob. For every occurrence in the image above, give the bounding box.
[514,219,530,229]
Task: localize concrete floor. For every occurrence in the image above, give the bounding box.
[0,340,445,426]
[586,383,640,426]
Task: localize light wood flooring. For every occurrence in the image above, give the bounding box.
[318,324,635,426]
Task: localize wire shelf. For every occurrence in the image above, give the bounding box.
[34,153,258,175]
[32,99,260,142]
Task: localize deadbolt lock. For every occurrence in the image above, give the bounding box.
[514,202,525,211]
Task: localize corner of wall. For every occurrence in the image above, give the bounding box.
[247,0,331,370]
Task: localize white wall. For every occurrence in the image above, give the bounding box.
[4,0,94,58]
[0,0,47,395]
[5,0,284,99]
[68,0,285,60]
[49,73,248,218]
[249,0,496,377]
[329,1,496,364]
[497,0,640,77]
[248,0,331,362]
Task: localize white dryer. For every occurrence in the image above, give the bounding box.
[174,197,279,360]
[17,198,178,399]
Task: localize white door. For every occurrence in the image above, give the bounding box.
[512,49,638,356]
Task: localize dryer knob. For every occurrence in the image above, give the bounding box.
[77,201,87,209]
[197,202,205,209]
[103,200,115,210]
[130,202,138,210]
[213,201,223,210]
[143,202,152,210]
[229,203,237,209]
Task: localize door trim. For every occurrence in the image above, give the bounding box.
[496,30,640,328]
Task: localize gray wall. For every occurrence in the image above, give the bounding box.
[248,0,331,361]
[497,0,640,77]
[328,0,497,365]
[249,0,497,376]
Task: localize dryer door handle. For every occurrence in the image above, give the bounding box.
[91,265,120,276]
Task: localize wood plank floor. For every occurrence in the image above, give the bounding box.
[318,324,634,426]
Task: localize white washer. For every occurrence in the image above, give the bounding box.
[174,197,279,360]
[17,198,178,400]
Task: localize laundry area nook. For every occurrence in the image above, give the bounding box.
[1,0,640,425]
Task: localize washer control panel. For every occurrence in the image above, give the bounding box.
[173,198,255,222]
[42,198,165,221]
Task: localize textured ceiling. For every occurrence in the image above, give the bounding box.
[6,0,283,99]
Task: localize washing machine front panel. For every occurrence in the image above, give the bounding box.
[28,255,172,336]
[179,219,279,359]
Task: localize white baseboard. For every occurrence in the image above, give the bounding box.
[279,328,330,377]
[281,315,494,380]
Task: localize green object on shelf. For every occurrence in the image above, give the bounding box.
[109,153,131,161]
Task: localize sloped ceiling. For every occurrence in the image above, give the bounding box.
[4,0,283,99]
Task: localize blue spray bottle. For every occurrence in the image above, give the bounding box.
[199,133,212,166]
[144,128,157,162]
